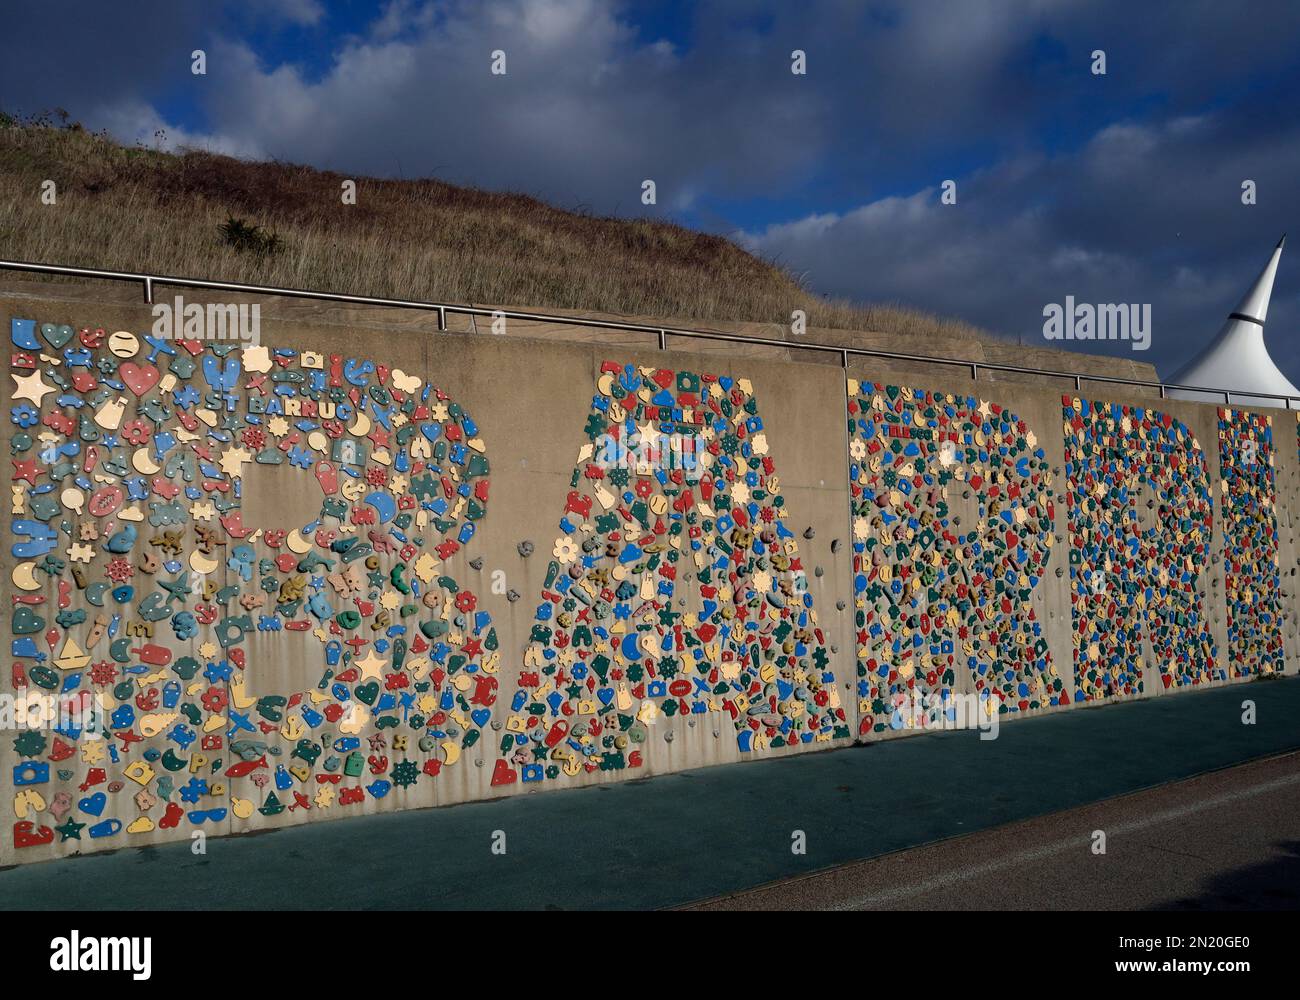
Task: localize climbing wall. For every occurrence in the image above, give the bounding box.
[3,295,1295,867]
[7,318,499,852]
[491,363,847,789]
[846,380,1065,738]
[1062,398,1219,700]
[1218,409,1282,677]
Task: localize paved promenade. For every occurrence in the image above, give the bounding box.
[4,677,1297,910]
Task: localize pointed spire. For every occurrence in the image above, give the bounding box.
[1168,236,1299,405]
[1226,234,1285,326]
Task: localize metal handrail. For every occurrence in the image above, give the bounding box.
[1,257,1295,410]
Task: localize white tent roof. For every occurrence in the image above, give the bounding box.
[1168,235,1299,407]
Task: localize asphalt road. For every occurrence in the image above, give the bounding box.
[686,750,1300,910]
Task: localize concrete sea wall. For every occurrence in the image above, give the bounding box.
[3,281,1294,866]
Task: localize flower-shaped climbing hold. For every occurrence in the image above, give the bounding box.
[121,419,152,446]
[11,403,39,428]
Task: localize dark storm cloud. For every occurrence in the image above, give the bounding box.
[0,2,207,114]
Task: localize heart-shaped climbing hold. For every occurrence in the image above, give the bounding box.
[119,362,160,397]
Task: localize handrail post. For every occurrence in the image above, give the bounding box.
[970,363,978,381]
[1159,384,1166,399]
[143,276,153,305]
[1074,374,1081,391]
[658,329,666,351]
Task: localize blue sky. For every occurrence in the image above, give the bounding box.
[3,0,1300,381]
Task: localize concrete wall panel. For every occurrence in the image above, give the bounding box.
[1,281,1290,868]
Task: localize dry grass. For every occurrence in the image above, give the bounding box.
[0,115,1002,342]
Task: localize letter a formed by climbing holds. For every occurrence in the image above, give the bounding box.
[495,363,846,786]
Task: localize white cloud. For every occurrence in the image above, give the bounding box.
[741,111,1300,378]
[138,0,820,211]
[89,99,266,159]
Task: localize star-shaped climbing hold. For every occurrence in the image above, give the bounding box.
[10,369,56,406]
[55,818,86,842]
[637,420,660,448]
[353,647,387,681]
[11,458,41,485]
